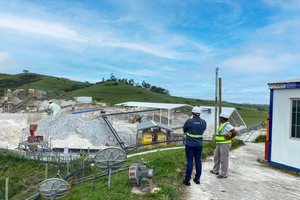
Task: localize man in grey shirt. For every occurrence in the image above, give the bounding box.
[210,112,237,179]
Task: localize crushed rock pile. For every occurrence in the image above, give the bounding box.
[22,114,134,148]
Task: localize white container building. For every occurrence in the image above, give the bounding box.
[268,79,300,172]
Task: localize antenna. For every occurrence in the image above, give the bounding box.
[38,178,69,200]
[94,147,127,189]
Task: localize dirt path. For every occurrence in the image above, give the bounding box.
[184,143,300,200]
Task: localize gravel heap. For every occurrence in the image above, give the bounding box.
[22,114,133,147]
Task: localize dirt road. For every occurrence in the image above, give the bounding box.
[184,143,300,200]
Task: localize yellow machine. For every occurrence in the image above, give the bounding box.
[153,129,167,147]
[142,129,152,147]
[129,117,142,123]
[136,121,173,148]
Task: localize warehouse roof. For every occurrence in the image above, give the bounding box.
[115,101,193,110]
[137,120,173,132]
[268,79,300,85]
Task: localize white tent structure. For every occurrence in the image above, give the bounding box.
[200,106,246,127]
[199,106,246,140]
[115,102,193,126]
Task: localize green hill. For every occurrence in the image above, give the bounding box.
[0,72,84,92]
[0,73,268,126]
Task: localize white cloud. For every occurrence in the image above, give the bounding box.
[101,64,157,77]
[219,52,295,73]
[0,52,10,63]
[264,0,300,10]
[0,15,88,42]
[0,52,31,73]
[256,19,300,40]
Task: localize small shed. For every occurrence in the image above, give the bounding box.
[136,120,174,144]
[268,79,300,172]
[74,97,92,103]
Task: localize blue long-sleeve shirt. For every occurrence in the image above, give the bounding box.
[183,116,207,147]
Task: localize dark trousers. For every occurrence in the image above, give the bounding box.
[185,145,203,181]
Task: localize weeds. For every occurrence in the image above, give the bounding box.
[253,135,266,143]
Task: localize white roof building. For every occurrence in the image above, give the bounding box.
[200,106,246,127]
[115,101,193,126]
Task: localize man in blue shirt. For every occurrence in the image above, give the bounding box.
[182,107,207,186]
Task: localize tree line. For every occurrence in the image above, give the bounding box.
[98,73,170,95]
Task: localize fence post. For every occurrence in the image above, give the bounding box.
[67,158,69,175]
[88,147,90,162]
[82,149,85,177]
[69,180,73,196]
[45,164,48,180]
[5,177,9,200]
[19,148,21,162]
[93,174,96,191]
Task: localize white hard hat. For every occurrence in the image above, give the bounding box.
[192,107,201,114]
[219,112,229,119]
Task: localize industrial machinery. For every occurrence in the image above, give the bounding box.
[47,102,61,116]
[18,124,48,151]
[1,89,15,112]
[1,88,43,113]
[128,116,142,123]
[136,121,173,148]
[100,111,126,149]
[129,162,157,187]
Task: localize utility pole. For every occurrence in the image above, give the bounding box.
[214,68,219,141]
[219,77,222,125]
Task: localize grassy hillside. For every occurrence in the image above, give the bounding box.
[1,73,268,126]
[68,81,268,126]
[17,76,85,92]
[0,73,47,94]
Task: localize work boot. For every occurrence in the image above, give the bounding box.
[210,170,219,175]
[193,178,200,184]
[182,179,191,186]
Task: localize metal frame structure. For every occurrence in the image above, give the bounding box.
[115,102,193,126]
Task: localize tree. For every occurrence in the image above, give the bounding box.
[110,73,117,81]
[23,70,29,73]
[128,79,135,86]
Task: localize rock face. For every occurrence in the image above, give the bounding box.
[22,114,134,148]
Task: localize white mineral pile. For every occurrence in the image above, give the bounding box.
[22,114,134,148]
[0,114,28,148]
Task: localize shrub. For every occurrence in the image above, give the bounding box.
[253,135,266,143]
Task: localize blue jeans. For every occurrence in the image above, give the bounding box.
[185,145,203,181]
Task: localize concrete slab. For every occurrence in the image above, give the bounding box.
[183,143,300,200]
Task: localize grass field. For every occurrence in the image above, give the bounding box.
[1,140,244,200]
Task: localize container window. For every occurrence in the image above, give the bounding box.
[291,100,300,139]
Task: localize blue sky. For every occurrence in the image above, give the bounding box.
[0,0,300,104]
